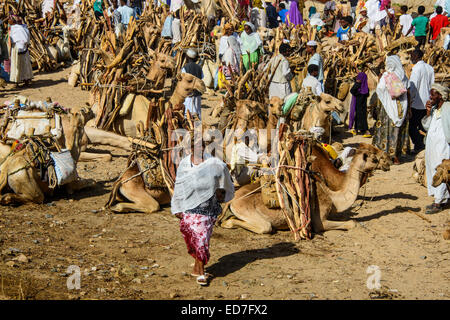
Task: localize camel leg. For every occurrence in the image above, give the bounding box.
[84,126,132,150]
[221,210,273,234]
[110,166,160,213]
[0,193,40,205]
[79,152,112,162]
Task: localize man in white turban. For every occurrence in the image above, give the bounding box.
[422,83,449,214]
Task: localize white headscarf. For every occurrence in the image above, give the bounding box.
[10,24,30,52]
[171,156,235,214]
[376,55,409,127]
[240,22,263,55]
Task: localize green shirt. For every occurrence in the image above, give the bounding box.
[412,15,428,37]
[93,0,103,13]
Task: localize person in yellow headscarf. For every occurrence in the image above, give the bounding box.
[250,0,267,29]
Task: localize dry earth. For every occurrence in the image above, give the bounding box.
[0,67,448,300]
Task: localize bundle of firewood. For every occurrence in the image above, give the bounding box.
[275,126,315,240]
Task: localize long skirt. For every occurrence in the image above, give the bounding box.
[180,213,216,265]
[372,99,410,159]
[10,46,33,84]
[242,51,260,72]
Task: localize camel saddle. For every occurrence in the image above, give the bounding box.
[260,174,280,209]
[135,152,167,189]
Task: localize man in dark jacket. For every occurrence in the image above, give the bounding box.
[181,49,204,119]
[265,0,279,28]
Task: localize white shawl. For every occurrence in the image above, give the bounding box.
[10,24,30,53]
[171,155,235,214]
[240,23,263,55]
[376,55,409,127]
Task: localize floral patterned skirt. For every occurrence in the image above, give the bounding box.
[372,99,410,159]
[180,213,217,265]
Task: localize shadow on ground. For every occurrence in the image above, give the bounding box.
[206,242,299,278]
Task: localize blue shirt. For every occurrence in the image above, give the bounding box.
[279,9,288,23]
[336,27,350,41]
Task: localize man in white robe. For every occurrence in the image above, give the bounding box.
[409,49,435,153]
[422,84,450,214]
[265,43,293,100]
[306,40,323,89]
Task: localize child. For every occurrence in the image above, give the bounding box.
[336,16,352,42]
[406,6,429,47]
[399,5,413,37]
[349,71,371,137]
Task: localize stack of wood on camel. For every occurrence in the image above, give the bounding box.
[432,160,450,240]
[105,73,206,214]
[0,98,96,205]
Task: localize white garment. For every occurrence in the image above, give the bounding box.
[170,0,184,13]
[219,34,241,58]
[410,61,435,110]
[310,13,324,27]
[308,53,324,82]
[424,108,450,204]
[399,14,413,36]
[376,55,409,127]
[250,7,267,29]
[9,45,33,83]
[10,24,30,53]
[183,96,202,119]
[265,54,292,99]
[42,0,54,18]
[302,75,323,96]
[171,156,235,214]
[444,34,450,49]
[172,18,181,44]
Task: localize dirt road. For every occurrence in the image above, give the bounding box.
[0,68,448,300]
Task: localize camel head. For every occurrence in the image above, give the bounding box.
[432,159,450,187]
[62,106,95,162]
[173,72,206,99]
[155,52,176,70]
[353,149,380,174]
[317,93,344,113]
[269,96,283,117]
[358,142,391,172]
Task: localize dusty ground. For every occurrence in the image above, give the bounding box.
[0,67,448,300]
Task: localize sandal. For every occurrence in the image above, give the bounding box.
[350,129,357,136]
[196,275,209,286]
[191,272,212,278]
[425,203,444,215]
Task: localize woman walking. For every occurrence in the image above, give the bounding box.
[372,55,410,164]
[172,144,234,286]
[349,71,371,137]
[8,15,33,87]
[239,22,263,72]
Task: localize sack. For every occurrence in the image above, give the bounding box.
[260,175,280,209]
[384,72,406,99]
[161,15,173,38]
[50,149,78,186]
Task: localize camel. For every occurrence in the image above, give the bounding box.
[145,51,176,90]
[0,106,95,205]
[104,74,207,214]
[432,159,450,188]
[220,143,386,234]
[88,72,206,138]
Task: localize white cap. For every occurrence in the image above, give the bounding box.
[307,40,318,47]
[186,48,198,59]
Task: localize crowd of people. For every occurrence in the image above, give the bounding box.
[0,0,449,286]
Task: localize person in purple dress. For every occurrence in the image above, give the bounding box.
[286,0,304,27]
[349,71,371,137]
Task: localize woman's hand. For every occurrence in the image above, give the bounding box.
[175,213,183,219]
[215,189,226,203]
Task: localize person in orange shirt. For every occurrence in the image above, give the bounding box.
[430,6,449,43]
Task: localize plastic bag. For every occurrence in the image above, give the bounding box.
[50,149,78,186]
[384,72,406,99]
